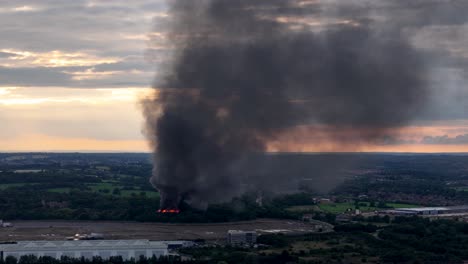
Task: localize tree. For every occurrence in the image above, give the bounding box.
[377,201,388,208]
[112,188,121,195]
[5,256,17,264]
[18,255,37,264]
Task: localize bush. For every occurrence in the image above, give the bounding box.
[257,234,288,247]
[334,223,378,233]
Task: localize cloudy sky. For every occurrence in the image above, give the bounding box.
[1,0,468,152]
[0,0,161,151]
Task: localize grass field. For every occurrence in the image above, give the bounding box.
[318,202,368,214]
[286,205,318,212]
[386,203,419,208]
[0,183,29,190]
[88,181,120,192]
[452,187,468,192]
[47,188,73,193]
[47,183,160,198]
[287,201,421,214]
[120,190,159,198]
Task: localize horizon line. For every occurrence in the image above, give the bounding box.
[1,151,468,155]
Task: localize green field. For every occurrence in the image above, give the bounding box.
[386,203,419,209]
[452,187,468,192]
[286,205,318,212]
[319,202,420,214]
[88,182,120,192]
[46,182,160,199]
[318,202,370,214]
[287,202,421,214]
[120,190,159,198]
[47,187,73,193]
[0,183,29,190]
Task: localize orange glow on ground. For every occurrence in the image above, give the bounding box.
[157,209,180,214]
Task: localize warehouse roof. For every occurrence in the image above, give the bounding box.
[397,207,448,212]
[0,240,168,251]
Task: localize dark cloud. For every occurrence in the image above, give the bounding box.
[314,0,468,28]
[389,0,468,27]
[0,66,71,87]
[0,51,15,58]
[0,1,465,86]
[0,62,152,88]
[422,134,468,145]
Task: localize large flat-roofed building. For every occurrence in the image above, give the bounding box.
[381,205,468,216]
[0,240,171,260]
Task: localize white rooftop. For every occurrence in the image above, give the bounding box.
[397,207,449,212]
[0,240,168,251]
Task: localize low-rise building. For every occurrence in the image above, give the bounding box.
[0,240,190,261]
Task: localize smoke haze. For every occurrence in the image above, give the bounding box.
[143,0,429,209]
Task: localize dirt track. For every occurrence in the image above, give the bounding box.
[0,219,325,242]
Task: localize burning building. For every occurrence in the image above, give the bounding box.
[155,184,182,212]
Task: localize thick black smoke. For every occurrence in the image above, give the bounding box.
[143,0,428,209]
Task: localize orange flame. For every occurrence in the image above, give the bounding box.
[157,209,180,214]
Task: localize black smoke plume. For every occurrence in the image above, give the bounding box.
[143,0,428,209]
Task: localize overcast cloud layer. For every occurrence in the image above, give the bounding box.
[0,0,168,88]
[0,0,465,119]
[0,0,468,151]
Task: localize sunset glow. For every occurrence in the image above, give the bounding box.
[0,0,467,153]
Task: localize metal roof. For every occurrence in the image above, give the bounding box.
[0,240,168,251]
[397,207,448,212]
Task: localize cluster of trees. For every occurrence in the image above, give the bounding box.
[334,173,468,204]
[331,155,468,205]
[377,216,468,262]
[0,170,101,185]
[1,252,299,264]
[179,247,298,264]
[0,185,322,223]
[0,165,151,189]
[232,216,468,263]
[334,223,378,233]
[0,163,322,223]
[0,189,159,221]
[0,163,333,224]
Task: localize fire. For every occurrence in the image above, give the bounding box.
[157,209,180,214]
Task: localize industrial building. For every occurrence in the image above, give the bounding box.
[226,230,257,245]
[0,240,192,261]
[380,205,468,216]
